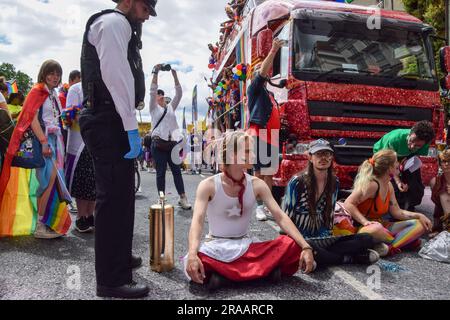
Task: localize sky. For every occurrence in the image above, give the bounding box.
[0,0,230,124]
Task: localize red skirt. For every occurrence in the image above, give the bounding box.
[198,235,301,282]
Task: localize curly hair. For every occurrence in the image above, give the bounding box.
[411,120,435,144]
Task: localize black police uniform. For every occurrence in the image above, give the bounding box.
[79,9,146,287]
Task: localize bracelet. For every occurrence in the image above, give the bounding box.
[302,246,313,251]
[39,138,48,144]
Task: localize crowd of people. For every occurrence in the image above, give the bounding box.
[0,0,448,299]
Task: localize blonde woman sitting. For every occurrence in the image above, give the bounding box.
[344,149,432,256]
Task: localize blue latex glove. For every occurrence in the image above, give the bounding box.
[124,129,142,159]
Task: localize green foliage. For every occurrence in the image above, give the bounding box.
[0,62,33,94]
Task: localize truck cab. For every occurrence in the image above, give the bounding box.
[211,0,449,193]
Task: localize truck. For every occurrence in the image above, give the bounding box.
[211,0,450,197]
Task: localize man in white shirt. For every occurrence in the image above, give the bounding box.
[79,0,157,299]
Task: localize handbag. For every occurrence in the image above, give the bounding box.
[11,107,45,169]
[151,108,180,152]
[11,127,45,169]
[333,201,357,235]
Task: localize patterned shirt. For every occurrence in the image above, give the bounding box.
[282,173,339,239]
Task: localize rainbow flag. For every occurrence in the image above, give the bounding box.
[6,80,18,94]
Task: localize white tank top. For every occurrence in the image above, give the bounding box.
[207,173,257,238]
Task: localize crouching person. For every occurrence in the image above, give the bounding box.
[184,131,315,291]
[283,139,379,268]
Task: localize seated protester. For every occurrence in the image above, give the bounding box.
[373,120,435,211]
[430,149,450,237]
[344,149,432,257]
[184,131,315,291]
[283,139,379,268]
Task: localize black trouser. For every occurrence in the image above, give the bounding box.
[151,143,185,195]
[79,107,136,287]
[392,167,424,211]
[311,233,375,267]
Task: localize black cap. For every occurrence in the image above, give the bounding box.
[112,0,157,17]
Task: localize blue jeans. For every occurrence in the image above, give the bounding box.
[151,143,185,195]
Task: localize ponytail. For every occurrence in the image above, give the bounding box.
[353,160,375,193]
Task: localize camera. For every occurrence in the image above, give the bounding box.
[160,64,172,72]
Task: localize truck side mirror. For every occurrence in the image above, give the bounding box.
[439,46,450,74]
[257,29,273,59]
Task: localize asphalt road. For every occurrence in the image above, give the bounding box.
[0,169,449,300]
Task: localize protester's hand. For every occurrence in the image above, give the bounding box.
[299,247,315,274]
[42,143,52,158]
[124,129,142,159]
[397,181,408,192]
[186,254,206,284]
[363,220,382,227]
[418,213,432,232]
[270,38,284,54]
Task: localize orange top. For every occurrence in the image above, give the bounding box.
[357,187,391,221]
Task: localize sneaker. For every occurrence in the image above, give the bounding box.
[147,168,151,173]
[87,215,95,229]
[256,206,267,221]
[75,217,94,233]
[264,207,275,221]
[68,203,78,214]
[34,222,63,239]
[179,196,192,210]
[353,249,380,265]
[373,243,390,257]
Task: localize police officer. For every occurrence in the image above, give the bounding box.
[79,0,157,298]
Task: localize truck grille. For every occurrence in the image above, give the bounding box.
[307,100,433,165]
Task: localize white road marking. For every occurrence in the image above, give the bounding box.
[264,220,384,300]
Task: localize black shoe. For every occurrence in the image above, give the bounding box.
[87,215,95,228]
[352,249,380,265]
[207,272,228,292]
[96,281,149,299]
[131,255,142,269]
[267,267,282,283]
[75,217,94,233]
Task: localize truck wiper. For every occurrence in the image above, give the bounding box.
[384,75,421,88]
[313,67,372,81]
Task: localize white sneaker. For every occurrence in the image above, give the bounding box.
[147,168,150,173]
[178,196,192,210]
[256,206,267,221]
[264,206,275,221]
[34,222,63,239]
[68,203,77,214]
[373,243,389,257]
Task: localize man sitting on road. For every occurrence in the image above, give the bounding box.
[184,130,315,291]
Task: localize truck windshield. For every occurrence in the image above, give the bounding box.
[293,18,437,90]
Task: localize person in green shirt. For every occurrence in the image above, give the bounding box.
[373,121,435,211]
[7,92,24,121]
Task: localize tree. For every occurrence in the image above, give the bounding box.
[402,0,445,54]
[0,62,33,95]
